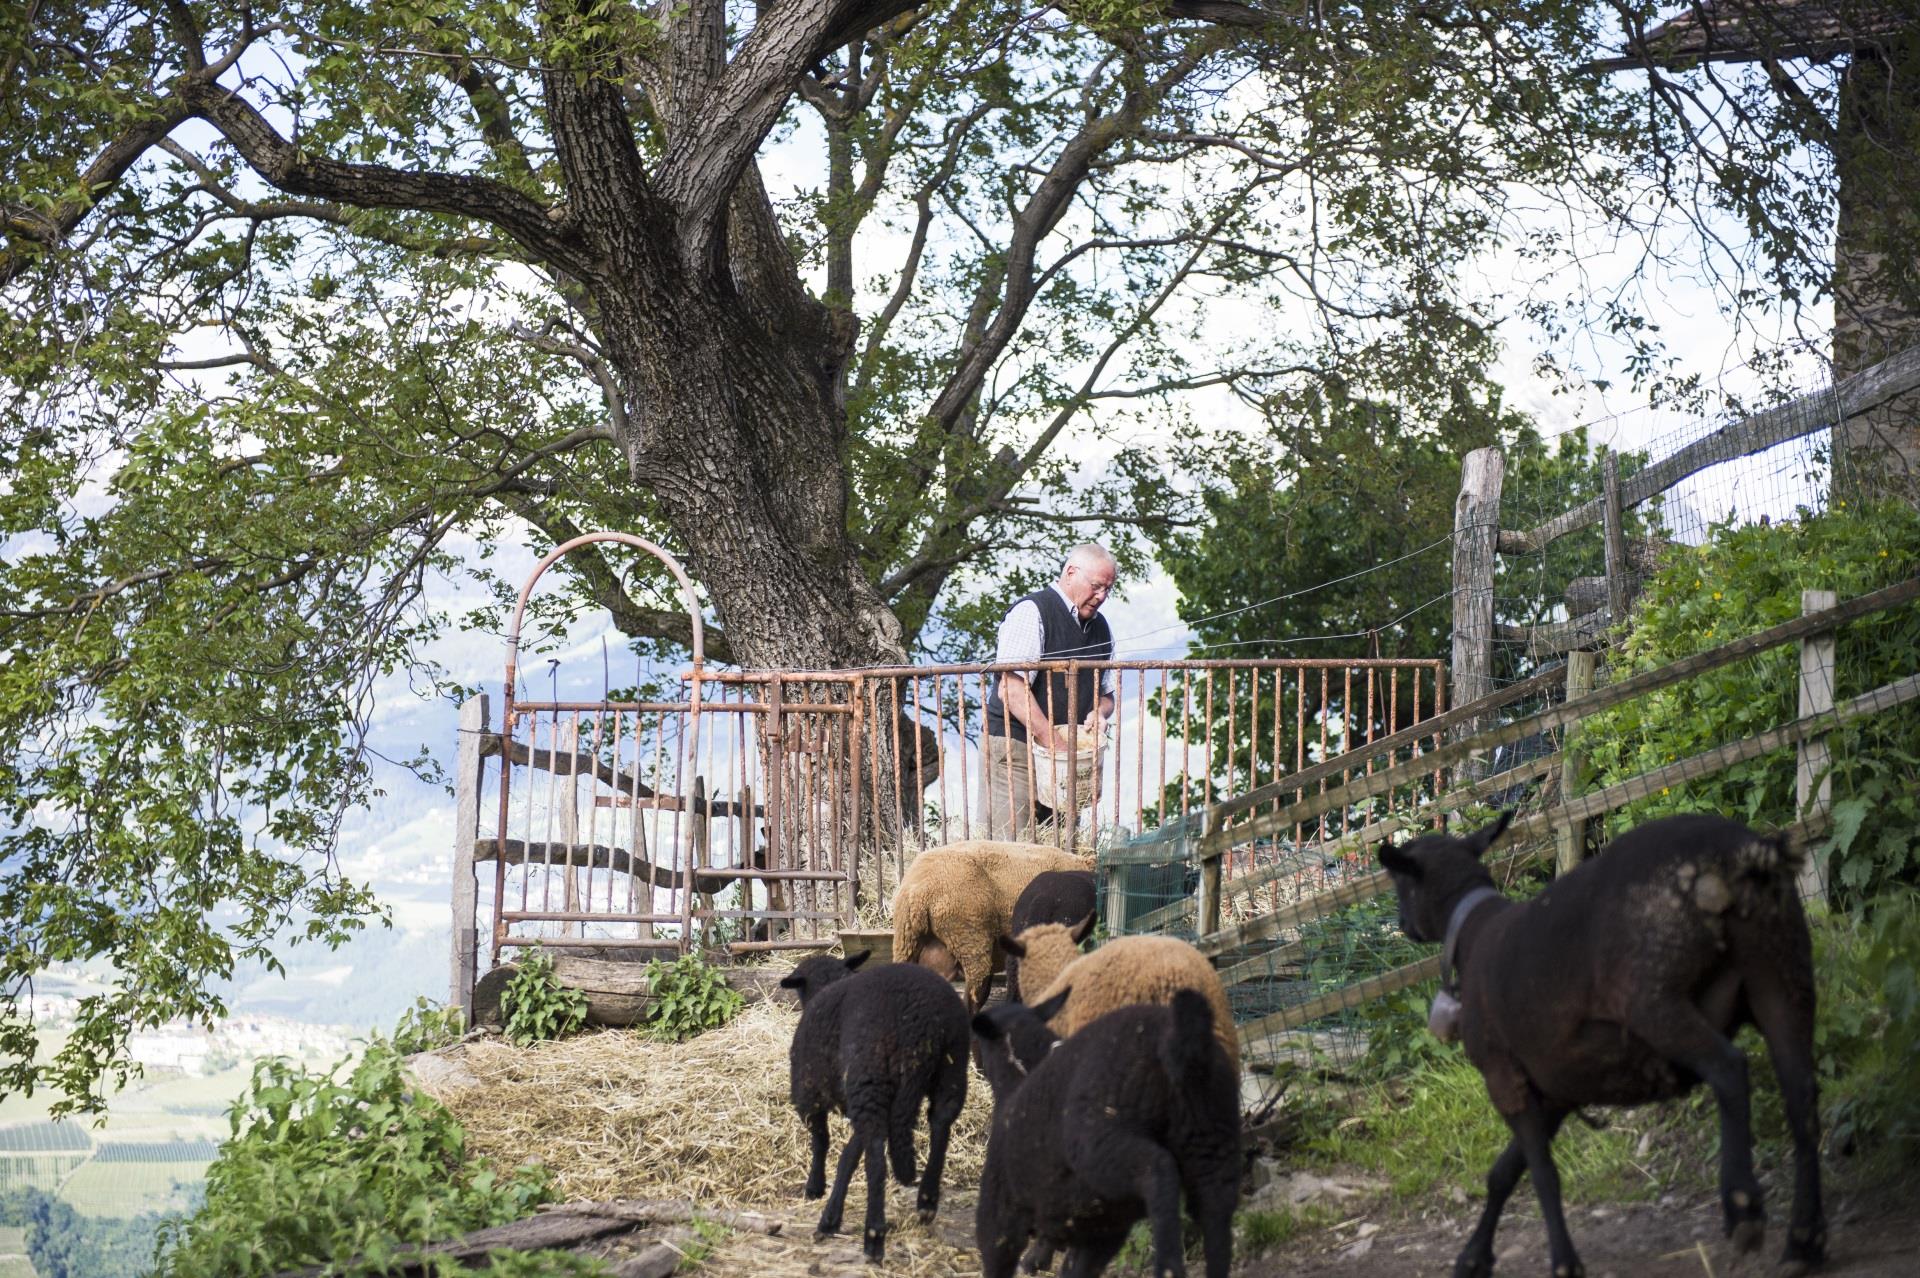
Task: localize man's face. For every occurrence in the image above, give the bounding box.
[1062,561,1116,621]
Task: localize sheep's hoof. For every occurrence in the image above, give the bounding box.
[1550,1264,1585,1278]
[814,1215,842,1241]
[917,1205,938,1225]
[864,1228,887,1263]
[1781,1223,1827,1270]
[1731,1217,1767,1255]
[1452,1251,1495,1278]
[803,1182,825,1200]
[895,1168,920,1187]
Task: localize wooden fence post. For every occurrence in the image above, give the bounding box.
[1451,447,1506,780]
[451,694,488,1017]
[1603,452,1629,623]
[1104,829,1132,938]
[1797,588,1837,902]
[1554,651,1595,875]
[1197,813,1223,938]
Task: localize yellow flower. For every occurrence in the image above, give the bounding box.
[1693,578,1702,588]
[1838,500,1848,509]
[1880,549,1889,558]
[1712,591,1721,600]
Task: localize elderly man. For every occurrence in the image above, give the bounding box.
[977,543,1118,842]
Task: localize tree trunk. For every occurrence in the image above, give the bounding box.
[1834,40,1920,504]
[600,276,905,672]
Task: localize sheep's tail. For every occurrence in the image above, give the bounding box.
[1159,988,1221,1087]
[892,876,930,964]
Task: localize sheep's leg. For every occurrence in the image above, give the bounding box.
[1452,1131,1533,1278]
[1511,1102,1583,1278]
[976,1213,1029,1278]
[863,1124,890,1262]
[1747,969,1826,1269]
[804,1109,830,1199]
[888,1085,921,1187]
[1057,1233,1128,1278]
[916,1055,967,1223]
[1631,1004,1765,1250]
[814,1130,864,1239]
[1189,1179,1237,1278]
[1073,1135,1184,1278]
[1018,1239,1056,1273]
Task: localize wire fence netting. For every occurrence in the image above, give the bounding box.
[1089,353,1920,1116]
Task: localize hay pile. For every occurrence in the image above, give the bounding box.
[417,998,994,1215]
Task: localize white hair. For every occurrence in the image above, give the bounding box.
[1063,542,1117,576]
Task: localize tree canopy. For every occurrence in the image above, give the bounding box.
[1,0,1896,1110]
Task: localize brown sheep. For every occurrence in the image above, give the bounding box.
[1001,916,1241,1071]
[891,840,1093,1010]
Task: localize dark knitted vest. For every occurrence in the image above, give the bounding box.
[984,587,1113,742]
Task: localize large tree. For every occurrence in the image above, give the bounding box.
[1,1,1901,1110]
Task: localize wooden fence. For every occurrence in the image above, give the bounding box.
[1132,574,1920,1069]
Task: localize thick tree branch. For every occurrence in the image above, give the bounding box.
[183,80,584,274]
[653,0,920,273]
[924,35,1225,432]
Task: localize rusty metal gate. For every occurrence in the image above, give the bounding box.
[460,534,1448,972]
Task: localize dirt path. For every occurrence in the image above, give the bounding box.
[1235,1179,1920,1278]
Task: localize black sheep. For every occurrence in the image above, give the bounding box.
[1005,869,1097,1002]
[971,989,1241,1278]
[1379,811,1824,1278]
[780,951,970,1263]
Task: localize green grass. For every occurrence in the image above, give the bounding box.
[58,1159,208,1217]
[0,1225,34,1278]
[1236,1202,1340,1254]
[1304,1057,1705,1204]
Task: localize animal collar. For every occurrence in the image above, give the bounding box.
[1441,885,1504,992]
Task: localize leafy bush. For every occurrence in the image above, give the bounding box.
[1807,891,1920,1169]
[502,949,590,1047]
[1576,501,1920,902]
[390,996,467,1056]
[641,953,744,1042]
[152,1030,557,1276]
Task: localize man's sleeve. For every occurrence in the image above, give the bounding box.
[994,600,1044,667]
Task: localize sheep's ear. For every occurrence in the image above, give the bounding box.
[999,934,1026,959]
[845,949,872,970]
[1378,842,1421,879]
[1468,809,1516,859]
[1068,910,1096,944]
[1029,987,1071,1021]
[778,973,806,990]
[971,1011,1006,1041]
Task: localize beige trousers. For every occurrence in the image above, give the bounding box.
[976,733,1088,845]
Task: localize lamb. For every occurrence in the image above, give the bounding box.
[1378,810,1824,1278]
[890,840,1093,1009]
[1005,869,1096,1001]
[971,988,1242,1278]
[779,951,971,1262]
[1001,917,1240,1070]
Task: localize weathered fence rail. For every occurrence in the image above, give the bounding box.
[1163,575,1919,1067]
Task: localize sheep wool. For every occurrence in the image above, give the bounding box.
[890,840,1093,1009]
[1013,926,1240,1071]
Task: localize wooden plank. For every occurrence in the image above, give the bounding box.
[1796,589,1838,902]
[1498,344,1920,555]
[1233,955,1444,1048]
[1201,575,1920,861]
[1496,607,1610,658]
[1555,652,1595,876]
[1603,451,1630,622]
[1451,447,1505,778]
[451,694,486,1018]
[474,839,761,894]
[1211,661,1567,826]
